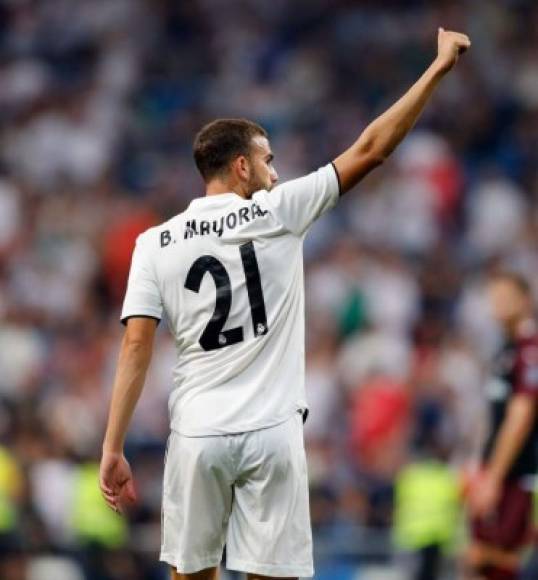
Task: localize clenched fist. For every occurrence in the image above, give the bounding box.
[436,27,471,72]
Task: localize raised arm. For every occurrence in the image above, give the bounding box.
[333,28,471,193]
[100,317,157,513]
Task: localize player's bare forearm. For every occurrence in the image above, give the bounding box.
[333,61,445,187]
[102,318,157,453]
[333,28,470,193]
[486,394,536,483]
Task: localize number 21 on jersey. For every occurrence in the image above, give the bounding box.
[185,241,268,351]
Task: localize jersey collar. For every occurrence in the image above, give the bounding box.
[189,192,244,207]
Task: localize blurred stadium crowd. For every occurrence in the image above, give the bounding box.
[0,0,537,579]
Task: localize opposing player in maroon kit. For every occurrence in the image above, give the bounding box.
[466,272,538,580]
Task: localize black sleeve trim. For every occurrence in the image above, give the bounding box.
[121,315,161,326]
[330,161,343,196]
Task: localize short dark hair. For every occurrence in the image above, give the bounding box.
[489,270,531,296]
[193,118,268,181]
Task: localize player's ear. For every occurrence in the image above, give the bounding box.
[232,155,251,182]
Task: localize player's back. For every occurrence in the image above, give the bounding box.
[121,163,340,435]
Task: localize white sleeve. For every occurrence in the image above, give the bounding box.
[120,234,163,325]
[254,163,341,236]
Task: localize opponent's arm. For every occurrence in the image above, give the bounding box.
[100,317,157,512]
[487,394,536,483]
[470,394,536,517]
[333,28,471,193]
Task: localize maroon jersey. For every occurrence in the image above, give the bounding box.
[484,320,538,480]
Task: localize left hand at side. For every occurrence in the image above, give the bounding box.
[99,450,138,514]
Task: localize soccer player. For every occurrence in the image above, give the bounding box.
[99,29,470,580]
[465,272,538,580]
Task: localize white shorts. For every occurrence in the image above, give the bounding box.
[159,411,313,578]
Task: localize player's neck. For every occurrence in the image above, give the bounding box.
[507,315,535,340]
[205,178,249,199]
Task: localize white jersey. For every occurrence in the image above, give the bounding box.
[121,163,341,436]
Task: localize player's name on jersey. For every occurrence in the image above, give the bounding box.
[183,202,268,240]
